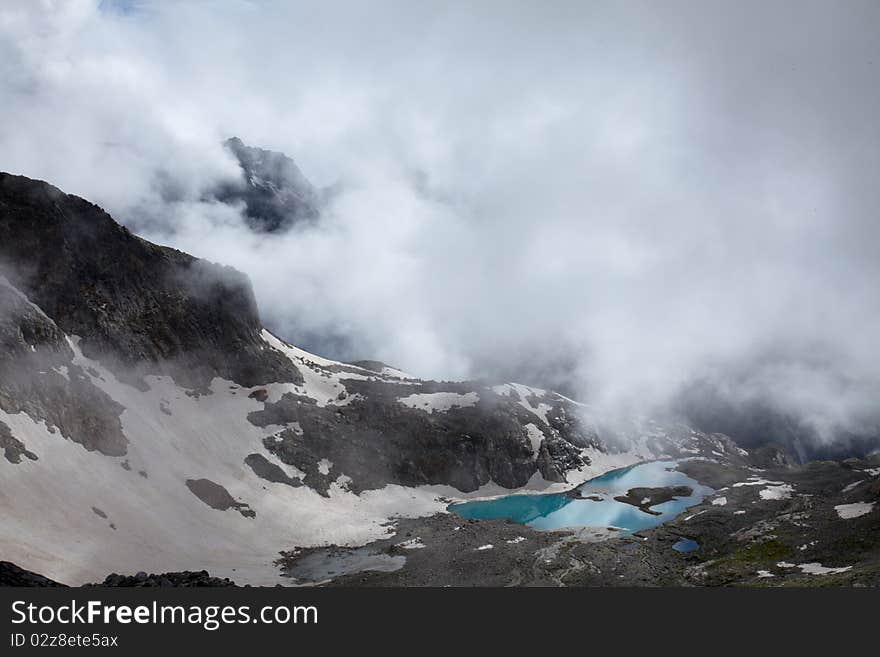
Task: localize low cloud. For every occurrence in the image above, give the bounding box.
[2,0,880,454]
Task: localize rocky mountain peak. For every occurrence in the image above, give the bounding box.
[215,136,320,232]
[0,172,296,389]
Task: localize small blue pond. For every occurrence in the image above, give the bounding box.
[672,538,700,552]
[449,460,713,536]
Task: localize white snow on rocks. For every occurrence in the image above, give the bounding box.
[492,383,553,424]
[396,391,479,413]
[834,501,876,519]
[317,459,333,476]
[732,477,784,487]
[0,338,453,586]
[524,423,544,459]
[711,496,728,506]
[475,544,494,551]
[396,538,425,550]
[506,537,526,544]
[380,366,415,379]
[798,562,852,575]
[260,330,364,407]
[765,562,851,577]
[756,570,774,578]
[759,484,794,500]
[732,477,794,501]
[841,480,864,493]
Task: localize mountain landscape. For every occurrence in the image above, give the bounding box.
[1,170,877,587]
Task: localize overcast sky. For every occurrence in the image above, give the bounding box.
[2,0,879,444]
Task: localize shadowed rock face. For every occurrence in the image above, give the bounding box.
[0,562,235,587]
[0,561,65,587]
[0,172,298,389]
[0,418,36,463]
[0,276,128,456]
[214,137,320,233]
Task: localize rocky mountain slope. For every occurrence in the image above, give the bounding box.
[0,172,753,586]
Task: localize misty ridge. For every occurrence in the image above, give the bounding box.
[2,1,880,461]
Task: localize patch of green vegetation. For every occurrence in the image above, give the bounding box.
[827,533,878,557]
[707,539,793,581]
[729,539,792,565]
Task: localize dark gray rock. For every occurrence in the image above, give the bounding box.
[244,453,302,487]
[0,278,128,456]
[0,418,37,463]
[0,172,299,390]
[0,561,65,587]
[614,485,694,515]
[213,137,320,233]
[185,478,256,518]
[248,380,592,494]
[90,570,235,587]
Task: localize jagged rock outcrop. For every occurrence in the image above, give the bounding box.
[214,137,320,232]
[92,570,235,587]
[0,172,297,389]
[249,380,589,494]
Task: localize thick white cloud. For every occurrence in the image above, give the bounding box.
[2,0,880,444]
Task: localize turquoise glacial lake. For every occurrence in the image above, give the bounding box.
[449,460,713,535]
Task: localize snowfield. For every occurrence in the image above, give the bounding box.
[396,391,479,413]
[834,502,876,519]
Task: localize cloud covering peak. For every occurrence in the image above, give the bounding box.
[2,0,880,453]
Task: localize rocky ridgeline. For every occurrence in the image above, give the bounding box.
[0,172,296,391]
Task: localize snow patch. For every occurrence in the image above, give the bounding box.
[798,562,852,575]
[732,477,784,487]
[397,391,479,413]
[834,501,875,519]
[759,484,794,500]
[524,423,544,459]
